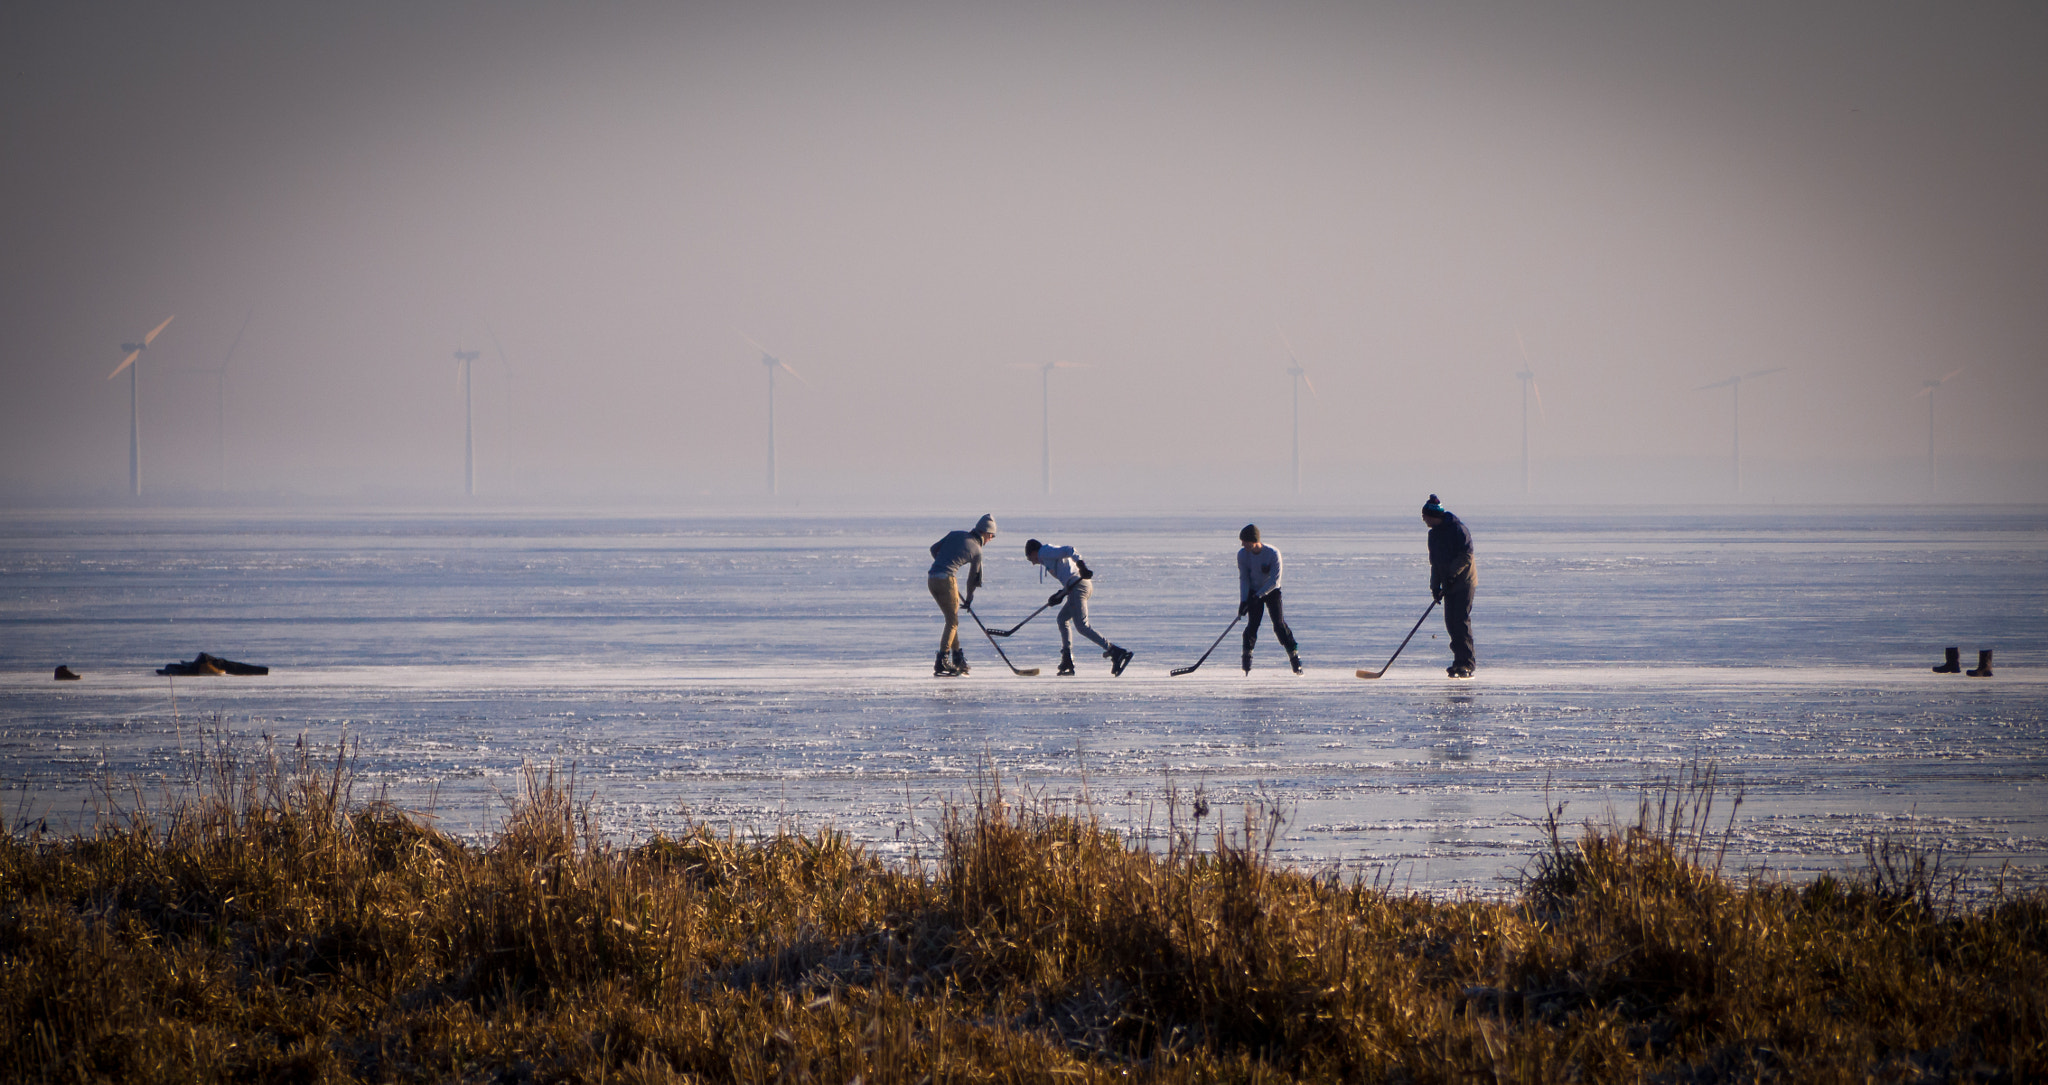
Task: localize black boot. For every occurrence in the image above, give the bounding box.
[934,650,961,677]
[1109,646,1134,676]
[952,648,970,675]
[1933,646,1962,673]
[1968,649,1994,677]
[1288,649,1303,675]
[1057,649,1076,676]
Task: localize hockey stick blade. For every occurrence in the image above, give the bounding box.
[1356,667,1384,679]
[1169,664,1200,677]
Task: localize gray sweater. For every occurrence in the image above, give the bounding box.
[927,530,984,593]
[1238,544,1282,601]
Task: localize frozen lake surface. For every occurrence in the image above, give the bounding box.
[3,507,2044,898]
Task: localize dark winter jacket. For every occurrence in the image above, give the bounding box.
[1427,511,1475,596]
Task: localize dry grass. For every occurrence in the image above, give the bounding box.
[2,742,2042,1083]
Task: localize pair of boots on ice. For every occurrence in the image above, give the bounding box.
[1932,647,1994,677]
[1057,644,1134,677]
[1242,646,1304,675]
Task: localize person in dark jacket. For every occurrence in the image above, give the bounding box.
[927,514,997,676]
[1421,494,1476,677]
[1236,524,1302,674]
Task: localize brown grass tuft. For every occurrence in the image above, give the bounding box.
[2,743,2041,1082]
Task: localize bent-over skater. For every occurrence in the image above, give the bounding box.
[1237,524,1302,674]
[1025,538,1134,676]
[928,514,997,676]
[1421,494,1476,677]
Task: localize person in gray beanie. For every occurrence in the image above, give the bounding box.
[926,514,997,676]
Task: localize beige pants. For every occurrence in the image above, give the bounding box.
[929,576,961,652]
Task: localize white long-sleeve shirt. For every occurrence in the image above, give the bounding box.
[1238,544,1282,601]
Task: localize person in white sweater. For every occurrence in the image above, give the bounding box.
[1238,524,1302,674]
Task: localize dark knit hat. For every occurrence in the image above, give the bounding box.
[1239,523,1260,543]
[1024,538,1042,556]
[1422,494,1445,516]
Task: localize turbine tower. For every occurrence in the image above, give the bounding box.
[453,349,480,496]
[107,315,175,497]
[1515,368,1544,496]
[1279,331,1317,497]
[1012,360,1090,495]
[1694,366,1785,495]
[1514,331,1544,496]
[1917,368,1963,498]
[741,332,806,496]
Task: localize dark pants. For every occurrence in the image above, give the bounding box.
[1441,567,1476,671]
[1243,589,1299,655]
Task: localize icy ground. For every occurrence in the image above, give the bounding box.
[2,508,2043,897]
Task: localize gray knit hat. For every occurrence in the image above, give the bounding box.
[974,513,998,537]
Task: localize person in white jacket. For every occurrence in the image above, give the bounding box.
[1025,538,1134,677]
[1238,524,1302,674]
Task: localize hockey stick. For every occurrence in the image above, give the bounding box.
[987,598,1055,637]
[963,604,1041,676]
[1356,600,1438,679]
[1170,613,1243,676]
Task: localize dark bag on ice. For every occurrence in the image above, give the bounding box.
[157,652,269,677]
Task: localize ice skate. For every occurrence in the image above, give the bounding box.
[934,650,961,677]
[1056,649,1076,677]
[951,648,970,676]
[1109,645,1134,676]
[1241,648,1253,675]
[1288,649,1303,675]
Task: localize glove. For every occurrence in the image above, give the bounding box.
[1238,598,1251,617]
[1048,590,1068,606]
[961,593,975,610]
[1431,586,1444,604]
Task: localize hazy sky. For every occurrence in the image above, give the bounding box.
[4,1,2044,507]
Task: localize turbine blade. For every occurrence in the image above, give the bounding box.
[221,306,253,372]
[108,350,141,379]
[1744,365,1787,379]
[1302,372,1319,397]
[778,360,810,385]
[1052,361,1092,369]
[1278,326,1300,365]
[1532,379,1546,417]
[142,314,175,346]
[736,329,772,357]
[487,325,515,377]
[1515,328,1533,365]
[1695,377,1739,391]
[1938,367,1964,385]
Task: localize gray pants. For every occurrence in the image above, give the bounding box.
[1058,579,1113,654]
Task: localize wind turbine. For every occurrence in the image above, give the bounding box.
[177,306,253,494]
[1917,368,1963,498]
[1514,332,1545,497]
[1279,331,1317,497]
[453,349,480,496]
[1694,366,1786,495]
[1011,360,1091,495]
[107,315,175,496]
[740,332,807,496]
